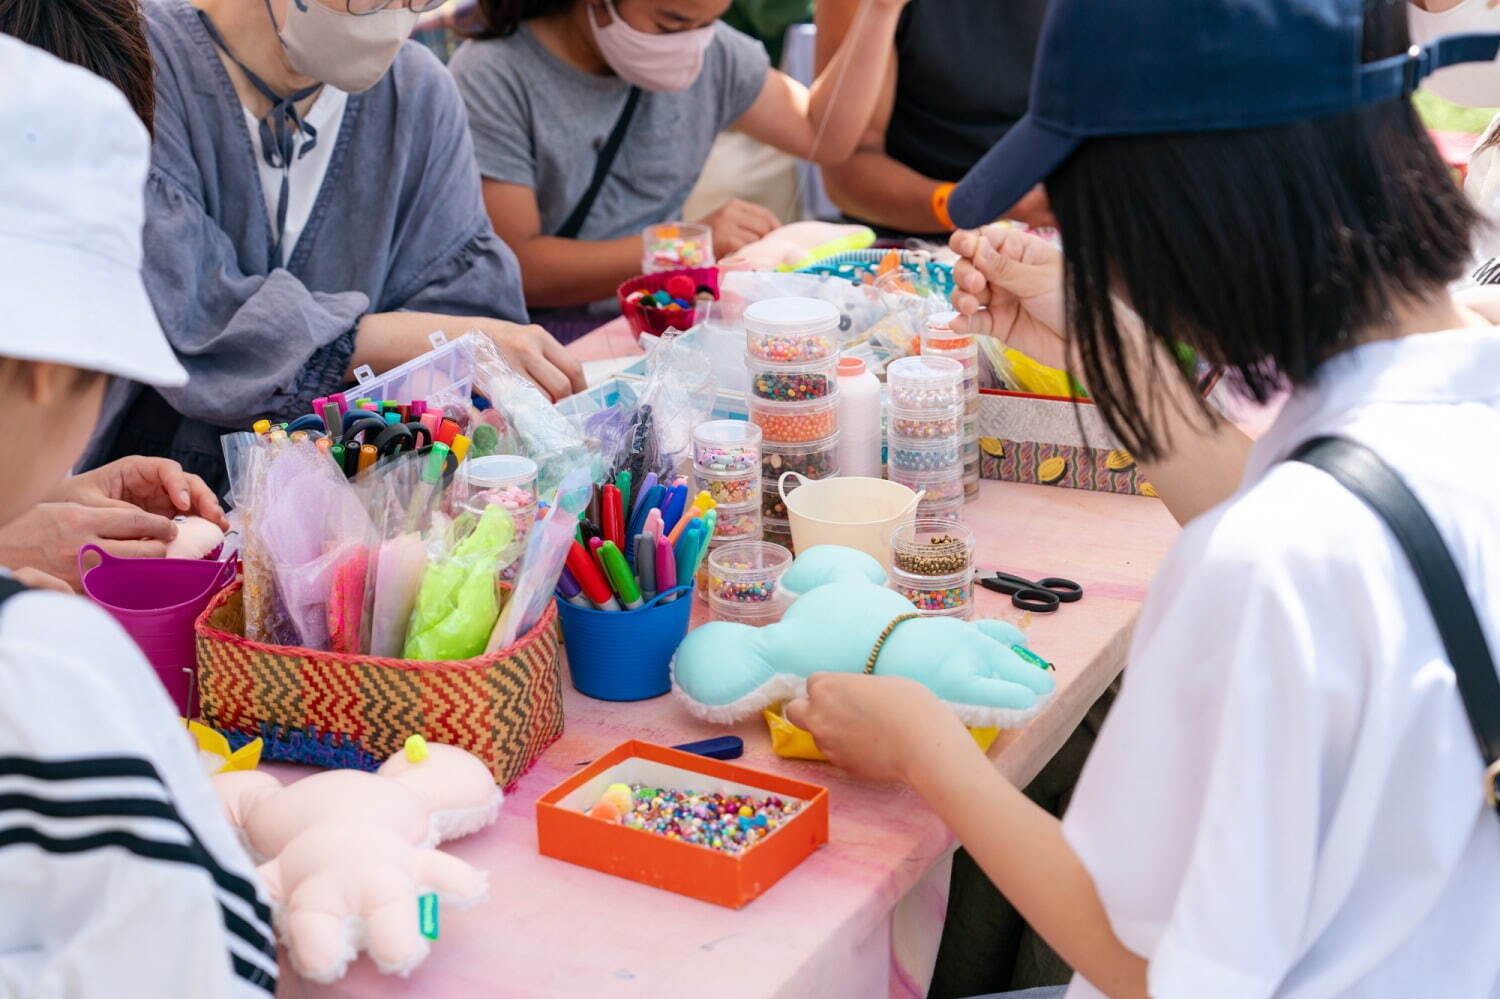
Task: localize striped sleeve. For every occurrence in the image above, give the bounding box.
[0,755,277,997]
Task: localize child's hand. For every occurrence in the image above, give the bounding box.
[949,224,1069,369]
[56,457,226,530]
[785,673,968,783]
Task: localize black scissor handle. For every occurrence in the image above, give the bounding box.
[1035,577,1083,603]
[1009,588,1062,613]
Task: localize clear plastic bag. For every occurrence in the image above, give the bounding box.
[486,464,592,653]
[402,503,523,661]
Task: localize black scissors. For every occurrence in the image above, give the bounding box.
[979,571,1084,613]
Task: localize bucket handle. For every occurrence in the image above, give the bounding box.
[643,584,692,609]
[778,471,809,504]
[76,543,118,581]
[895,489,928,524]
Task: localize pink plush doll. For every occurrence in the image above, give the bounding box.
[213,738,502,983]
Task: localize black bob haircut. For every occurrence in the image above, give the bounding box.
[466,0,576,38]
[1046,0,1479,462]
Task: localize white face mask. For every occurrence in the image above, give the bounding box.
[271,0,419,93]
[1409,0,1500,108]
[588,0,715,93]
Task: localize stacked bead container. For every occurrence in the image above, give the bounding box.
[745,299,842,468]
[923,312,981,500]
[889,519,976,618]
[886,354,964,521]
[707,541,792,625]
[693,421,763,566]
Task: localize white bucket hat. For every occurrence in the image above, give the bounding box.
[0,34,188,388]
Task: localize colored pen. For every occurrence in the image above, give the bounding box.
[410,400,426,420]
[656,533,677,600]
[615,469,632,512]
[419,412,441,438]
[451,434,471,464]
[674,521,703,596]
[357,444,377,473]
[630,472,658,517]
[702,508,718,541]
[667,505,702,546]
[566,540,619,611]
[330,442,346,471]
[661,484,688,534]
[311,396,327,416]
[602,484,624,550]
[437,418,459,446]
[626,484,664,544]
[637,532,656,601]
[320,400,342,437]
[598,541,642,610]
[406,442,450,531]
[556,571,591,609]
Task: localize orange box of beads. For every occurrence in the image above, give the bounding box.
[535,740,829,909]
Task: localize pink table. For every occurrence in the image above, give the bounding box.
[273,476,1178,999]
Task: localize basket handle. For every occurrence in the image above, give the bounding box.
[896,489,927,523]
[778,471,809,504]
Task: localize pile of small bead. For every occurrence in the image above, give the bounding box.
[642,223,712,273]
[750,366,836,401]
[588,782,803,855]
[886,354,964,520]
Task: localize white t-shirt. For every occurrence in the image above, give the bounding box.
[0,589,276,998]
[244,85,347,265]
[1064,329,1500,998]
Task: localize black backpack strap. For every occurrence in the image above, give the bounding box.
[555,86,642,240]
[1289,436,1500,812]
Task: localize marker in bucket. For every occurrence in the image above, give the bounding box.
[598,542,642,610]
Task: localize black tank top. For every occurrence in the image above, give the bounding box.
[885,0,1050,183]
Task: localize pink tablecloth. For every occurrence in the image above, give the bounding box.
[271,476,1178,998]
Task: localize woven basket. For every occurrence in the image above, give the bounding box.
[195,582,562,788]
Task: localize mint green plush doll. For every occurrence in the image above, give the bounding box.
[674,547,1055,728]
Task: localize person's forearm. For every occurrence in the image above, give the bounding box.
[349,311,460,378]
[804,2,907,165]
[509,234,642,309]
[822,148,946,233]
[905,732,1150,999]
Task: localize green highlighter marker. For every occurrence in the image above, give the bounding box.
[598,541,642,610]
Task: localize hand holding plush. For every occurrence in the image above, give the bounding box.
[674,581,1055,729]
[213,739,501,983]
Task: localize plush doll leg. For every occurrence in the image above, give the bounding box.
[673,622,787,721]
[416,849,488,908]
[364,878,430,977]
[943,670,1052,729]
[282,874,358,984]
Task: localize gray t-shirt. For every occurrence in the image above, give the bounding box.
[450,22,770,241]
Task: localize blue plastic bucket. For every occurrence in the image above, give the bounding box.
[556,586,693,701]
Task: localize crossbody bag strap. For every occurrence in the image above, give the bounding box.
[1289,436,1500,812]
[555,86,642,240]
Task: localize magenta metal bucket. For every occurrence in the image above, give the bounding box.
[78,544,237,716]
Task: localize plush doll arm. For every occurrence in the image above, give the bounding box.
[211,769,284,828]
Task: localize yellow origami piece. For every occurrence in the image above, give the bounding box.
[763,703,998,762]
[187,720,262,774]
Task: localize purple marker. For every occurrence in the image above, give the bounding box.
[630,471,659,518]
[556,569,591,608]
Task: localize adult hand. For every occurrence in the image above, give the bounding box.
[1001,185,1058,230]
[54,457,227,530]
[784,673,969,784]
[949,225,1070,370]
[475,320,587,402]
[695,199,781,256]
[0,502,177,588]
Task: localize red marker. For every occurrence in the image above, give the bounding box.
[566,541,620,611]
[437,418,459,446]
[602,484,623,550]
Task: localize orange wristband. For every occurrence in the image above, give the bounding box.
[931,182,957,231]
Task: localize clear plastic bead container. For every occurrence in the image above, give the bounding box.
[890,518,975,577]
[706,540,792,608]
[763,516,794,553]
[888,405,963,441]
[749,397,838,444]
[890,466,966,504]
[889,437,962,474]
[761,434,840,480]
[886,355,964,410]
[891,566,974,618]
[693,419,762,475]
[711,502,762,542]
[746,355,840,402]
[744,297,840,363]
[692,466,759,507]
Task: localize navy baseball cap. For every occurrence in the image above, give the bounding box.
[949,0,1500,229]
